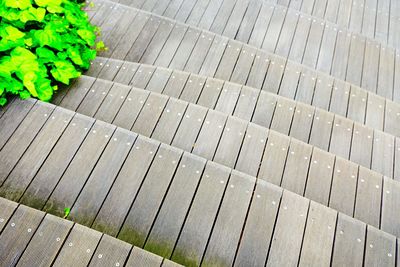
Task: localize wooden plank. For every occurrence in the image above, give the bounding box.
[163,0,185,18]
[262,55,286,94]
[192,110,227,159]
[385,100,400,137]
[312,0,328,17]
[113,61,140,85]
[155,24,189,68]
[168,28,200,70]
[172,162,230,266]
[235,0,262,43]
[152,98,187,144]
[309,109,334,151]
[382,177,400,237]
[329,158,358,216]
[95,83,131,124]
[202,171,255,266]
[377,47,395,99]
[17,214,73,267]
[262,7,287,53]
[374,0,390,43]
[88,235,132,267]
[396,137,400,182]
[362,0,378,39]
[180,74,206,103]
[336,0,352,27]
[222,0,251,39]
[248,3,274,47]
[270,98,296,135]
[131,93,169,136]
[281,139,312,195]
[84,58,108,79]
[317,23,337,73]
[146,67,172,94]
[184,32,215,73]
[298,202,337,267]
[290,103,315,143]
[213,117,247,168]
[234,181,282,266]
[329,79,350,117]
[0,102,55,184]
[69,128,137,227]
[233,86,259,121]
[0,197,18,232]
[361,40,380,93]
[235,124,268,176]
[52,224,102,267]
[329,116,354,159]
[130,64,156,88]
[214,82,241,115]
[145,153,206,258]
[76,79,114,117]
[172,104,207,152]
[266,190,309,267]
[196,78,224,109]
[0,205,45,266]
[0,98,35,150]
[252,92,277,128]
[295,69,316,104]
[364,226,396,266]
[365,93,385,132]
[304,148,335,205]
[174,0,202,22]
[311,74,334,111]
[346,35,365,86]
[354,167,382,228]
[275,9,299,58]
[230,46,257,85]
[347,85,367,124]
[247,50,271,89]
[300,0,315,13]
[92,136,159,236]
[112,88,149,130]
[331,30,351,81]
[197,0,225,30]
[96,59,124,81]
[118,144,182,247]
[125,247,163,267]
[258,131,290,185]
[214,40,242,81]
[350,123,373,168]
[140,22,175,65]
[332,213,365,266]
[302,18,325,69]
[209,0,238,34]
[371,131,394,178]
[348,0,365,33]
[288,14,311,63]
[278,62,302,99]
[162,70,190,98]
[44,121,115,217]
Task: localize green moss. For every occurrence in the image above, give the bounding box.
[118,226,146,247]
[171,248,201,267]
[144,239,173,259]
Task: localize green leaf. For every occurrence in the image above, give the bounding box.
[20,7,46,23]
[77,29,96,46]
[4,0,32,10]
[34,0,62,7]
[50,60,81,84]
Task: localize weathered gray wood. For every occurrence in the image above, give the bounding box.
[372,131,395,178]
[167,27,199,69]
[309,109,334,151]
[196,78,224,109]
[329,116,353,159]
[0,197,18,232]
[184,32,214,73]
[92,136,159,236]
[295,68,316,104]
[179,74,206,103]
[258,131,290,185]
[266,190,309,266]
[377,47,395,99]
[316,23,337,73]
[248,3,274,47]
[222,0,251,39]
[118,144,182,247]
[130,64,156,88]
[346,35,365,86]
[209,0,238,34]
[113,61,140,85]
[230,46,257,85]
[17,214,73,267]
[275,9,299,58]
[270,98,296,135]
[235,124,268,176]
[262,7,287,53]
[44,121,115,217]
[88,235,132,267]
[304,148,335,205]
[247,51,270,89]
[281,139,312,195]
[279,62,302,99]
[298,202,336,267]
[382,177,400,237]
[125,246,163,267]
[172,104,207,151]
[162,70,190,98]
[213,117,247,168]
[233,86,260,121]
[76,79,114,117]
[214,40,242,81]
[95,83,131,123]
[329,158,358,216]
[0,205,45,266]
[152,98,188,144]
[145,153,206,258]
[329,79,350,117]
[288,14,311,63]
[52,224,102,267]
[290,103,314,143]
[385,100,400,137]
[347,85,367,125]
[0,102,55,184]
[350,123,373,168]
[214,82,241,115]
[332,213,365,266]
[192,110,227,159]
[302,18,325,69]
[97,59,125,82]
[262,55,286,94]
[364,226,396,266]
[172,162,230,266]
[331,30,351,81]
[69,128,136,226]
[361,40,380,93]
[202,171,255,266]
[236,0,263,43]
[234,181,282,266]
[252,92,277,128]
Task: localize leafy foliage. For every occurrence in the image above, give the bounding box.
[0,0,101,106]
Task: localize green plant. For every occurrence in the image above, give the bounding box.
[0,0,103,106]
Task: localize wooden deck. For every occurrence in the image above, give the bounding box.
[1,0,400,265]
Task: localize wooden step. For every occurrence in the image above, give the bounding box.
[91,0,400,103]
[0,99,399,266]
[81,59,400,180]
[0,197,181,267]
